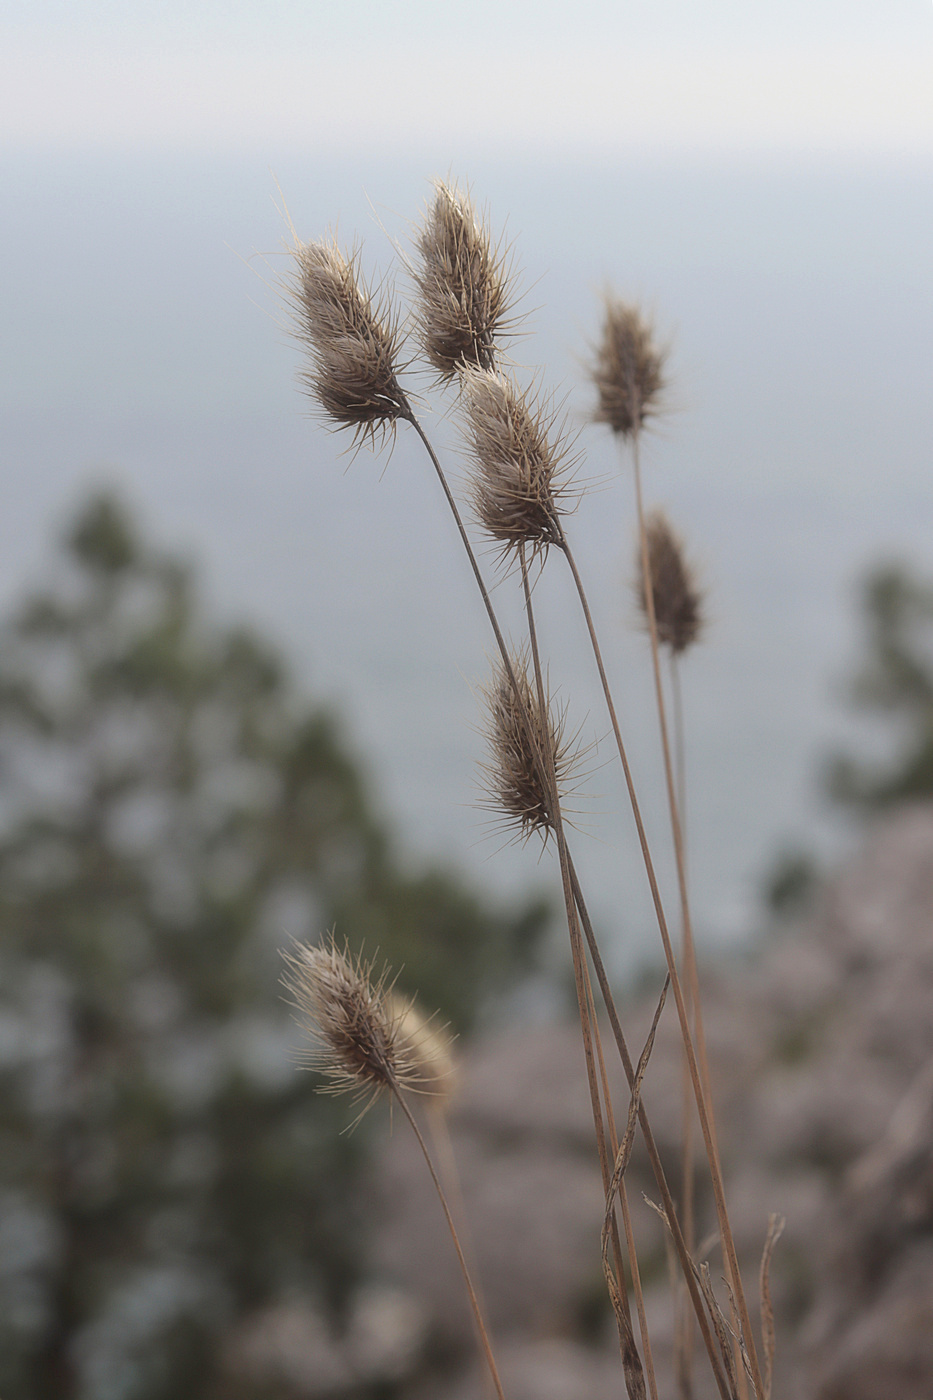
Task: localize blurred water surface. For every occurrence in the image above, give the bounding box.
[3,148,932,966]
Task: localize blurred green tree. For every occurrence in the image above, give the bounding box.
[825,563,933,809]
[0,494,548,1400]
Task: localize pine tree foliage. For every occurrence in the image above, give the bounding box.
[0,493,547,1400]
[826,564,933,809]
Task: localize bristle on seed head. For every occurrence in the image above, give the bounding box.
[290,238,409,446]
[591,297,665,439]
[638,511,703,654]
[283,938,418,1116]
[385,993,457,1107]
[414,180,513,379]
[482,654,576,843]
[461,366,570,559]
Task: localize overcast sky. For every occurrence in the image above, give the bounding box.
[2,0,932,155]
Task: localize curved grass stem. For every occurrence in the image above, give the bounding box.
[558,509,762,1399]
[395,1090,506,1400]
[630,435,761,1400]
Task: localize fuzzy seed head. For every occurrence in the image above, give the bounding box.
[638,511,703,654]
[482,654,575,843]
[291,238,409,446]
[462,366,569,559]
[414,181,512,379]
[591,297,665,439]
[385,993,457,1106]
[283,938,417,1115]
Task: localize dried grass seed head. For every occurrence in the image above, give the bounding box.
[592,297,665,439]
[414,180,513,379]
[291,237,409,446]
[638,510,703,654]
[482,653,577,843]
[462,365,570,559]
[384,992,457,1106]
[283,938,420,1114]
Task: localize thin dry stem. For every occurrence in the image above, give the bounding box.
[759,1214,785,1400]
[518,551,645,1400]
[395,1092,508,1400]
[629,441,763,1399]
[599,970,668,1400]
[567,861,733,1400]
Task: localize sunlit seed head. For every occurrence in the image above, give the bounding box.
[290,237,409,448]
[413,180,514,380]
[461,366,572,561]
[384,993,457,1107]
[283,937,419,1118]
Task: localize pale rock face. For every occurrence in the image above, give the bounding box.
[235,804,933,1399]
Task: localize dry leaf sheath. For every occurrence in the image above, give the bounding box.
[638,511,703,655]
[291,238,409,444]
[414,180,513,379]
[592,298,665,439]
[461,366,570,559]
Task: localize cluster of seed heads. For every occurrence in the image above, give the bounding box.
[283,175,745,1400]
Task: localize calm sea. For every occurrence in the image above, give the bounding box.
[3,148,932,970]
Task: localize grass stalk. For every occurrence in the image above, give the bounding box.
[630,437,760,1399]
[585,953,659,1400]
[567,857,734,1400]
[395,1091,507,1400]
[407,402,646,1391]
[518,549,645,1395]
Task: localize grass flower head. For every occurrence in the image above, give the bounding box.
[592,296,665,439]
[291,237,409,446]
[414,180,514,379]
[462,366,572,561]
[283,937,420,1117]
[638,510,703,655]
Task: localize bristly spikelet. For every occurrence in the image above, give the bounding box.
[638,510,703,655]
[482,654,576,843]
[591,297,665,439]
[461,365,571,560]
[385,993,456,1106]
[291,238,409,446]
[414,181,513,379]
[283,938,419,1117]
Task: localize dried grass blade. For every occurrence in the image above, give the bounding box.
[759,1213,785,1400]
[643,1198,740,1400]
[697,1264,739,1400]
[600,976,669,1400]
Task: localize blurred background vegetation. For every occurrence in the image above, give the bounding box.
[0,492,549,1400]
[1,490,932,1398]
